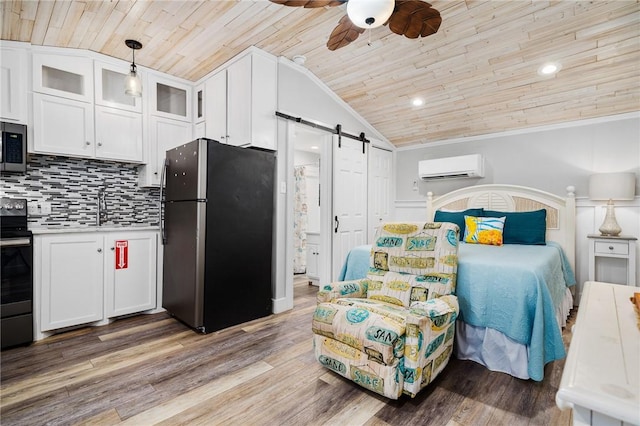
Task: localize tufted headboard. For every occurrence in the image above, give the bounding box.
[426,184,576,272]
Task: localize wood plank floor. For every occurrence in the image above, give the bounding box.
[1,276,574,425]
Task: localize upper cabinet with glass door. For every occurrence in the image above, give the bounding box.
[94,61,142,113]
[32,52,93,103]
[148,73,192,122]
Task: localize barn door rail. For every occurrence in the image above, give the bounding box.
[275,111,369,153]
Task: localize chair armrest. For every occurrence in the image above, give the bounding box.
[317,279,368,304]
[408,295,459,321]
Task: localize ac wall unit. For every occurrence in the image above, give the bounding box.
[418,154,484,180]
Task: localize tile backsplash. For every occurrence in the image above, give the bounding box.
[1,154,159,228]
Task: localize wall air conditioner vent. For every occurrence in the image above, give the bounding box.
[418,154,484,180]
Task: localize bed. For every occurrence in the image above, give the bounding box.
[338,184,576,381]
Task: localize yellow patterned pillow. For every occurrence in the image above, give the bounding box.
[463,216,505,246]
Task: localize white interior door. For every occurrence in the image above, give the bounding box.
[332,134,368,280]
[368,145,393,242]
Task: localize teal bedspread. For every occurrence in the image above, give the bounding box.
[456,242,574,381]
[338,241,575,381]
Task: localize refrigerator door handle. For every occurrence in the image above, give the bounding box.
[160,158,169,245]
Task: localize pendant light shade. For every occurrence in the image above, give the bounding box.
[347,0,395,29]
[124,39,142,97]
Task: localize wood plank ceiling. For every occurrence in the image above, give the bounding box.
[2,0,639,147]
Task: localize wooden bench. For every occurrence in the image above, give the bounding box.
[556,281,639,425]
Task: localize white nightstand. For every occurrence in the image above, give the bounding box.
[588,234,637,286]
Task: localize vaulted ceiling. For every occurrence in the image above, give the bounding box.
[2,0,639,147]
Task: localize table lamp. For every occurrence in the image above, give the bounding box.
[588,172,636,236]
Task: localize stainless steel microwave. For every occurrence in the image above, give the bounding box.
[1,122,27,174]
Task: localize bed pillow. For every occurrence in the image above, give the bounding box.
[483,209,547,245]
[463,216,505,246]
[433,208,484,240]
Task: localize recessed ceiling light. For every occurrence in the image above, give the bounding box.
[310,145,319,150]
[538,62,562,76]
[412,98,424,106]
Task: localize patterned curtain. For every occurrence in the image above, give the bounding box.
[293,166,308,274]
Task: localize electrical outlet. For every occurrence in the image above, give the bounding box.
[27,201,39,215]
[40,202,52,215]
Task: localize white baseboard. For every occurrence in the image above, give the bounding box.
[272,296,293,314]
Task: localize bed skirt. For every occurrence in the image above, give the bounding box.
[454,287,573,380]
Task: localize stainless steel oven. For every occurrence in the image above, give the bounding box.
[1,198,33,349]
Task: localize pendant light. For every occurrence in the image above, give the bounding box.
[124,39,142,97]
[347,0,395,29]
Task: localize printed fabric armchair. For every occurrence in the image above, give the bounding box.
[312,222,460,399]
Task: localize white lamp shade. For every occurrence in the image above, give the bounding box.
[347,0,395,29]
[588,172,636,201]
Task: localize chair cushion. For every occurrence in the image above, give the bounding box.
[365,270,456,308]
[312,299,407,366]
[370,222,459,275]
[367,222,459,307]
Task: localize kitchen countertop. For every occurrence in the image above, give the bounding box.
[30,225,160,235]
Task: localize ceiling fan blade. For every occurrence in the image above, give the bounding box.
[269,0,345,7]
[387,0,442,39]
[327,14,365,51]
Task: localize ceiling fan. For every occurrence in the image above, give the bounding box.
[269,0,442,51]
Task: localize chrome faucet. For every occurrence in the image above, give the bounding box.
[97,184,108,226]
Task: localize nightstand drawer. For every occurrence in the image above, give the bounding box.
[594,241,629,255]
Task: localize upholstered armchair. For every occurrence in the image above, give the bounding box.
[312,222,460,399]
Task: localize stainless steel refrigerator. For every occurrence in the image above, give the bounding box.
[161,138,275,333]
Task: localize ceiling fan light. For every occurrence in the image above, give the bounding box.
[347,0,395,29]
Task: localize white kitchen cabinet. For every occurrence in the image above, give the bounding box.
[104,232,157,318]
[94,60,142,113]
[139,115,193,187]
[306,232,320,283]
[204,70,227,142]
[32,92,95,157]
[38,233,104,332]
[32,93,143,163]
[194,121,206,139]
[35,230,158,336]
[194,82,205,123]
[32,52,93,103]
[204,50,277,150]
[0,42,28,124]
[148,74,192,122]
[95,105,143,162]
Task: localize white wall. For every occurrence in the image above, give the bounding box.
[394,113,640,303]
[272,58,391,313]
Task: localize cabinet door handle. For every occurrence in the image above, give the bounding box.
[86,141,91,146]
[334,216,339,233]
[97,142,102,147]
[609,246,614,250]
[97,248,102,253]
[110,247,115,251]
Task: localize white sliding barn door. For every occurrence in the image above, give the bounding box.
[332,134,368,280]
[368,145,393,243]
